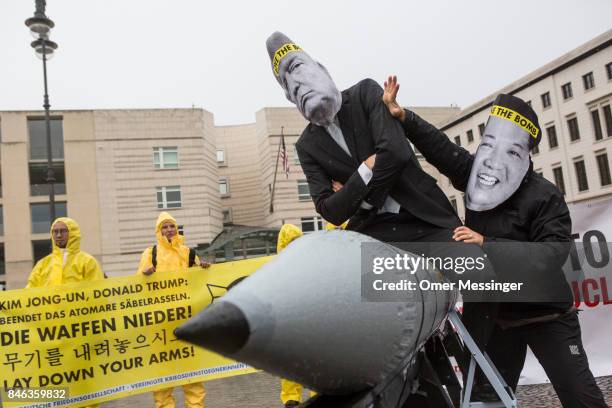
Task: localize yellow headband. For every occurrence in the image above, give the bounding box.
[273,43,302,76]
[489,105,539,138]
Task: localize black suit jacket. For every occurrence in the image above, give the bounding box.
[295,78,460,231]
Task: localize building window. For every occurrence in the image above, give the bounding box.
[603,105,612,137]
[466,130,474,143]
[32,239,53,264]
[297,180,310,201]
[0,205,3,236]
[561,82,573,100]
[153,147,178,169]
[32,240,51,265]
[582,72,595,90]
[29,162,66,196]
[156,186,182,208]
[596,153,611,186]
[547,125,558,149]
[218,179,230,197]
[541,92,551,108]
[478,123,485,138]
[31,202,67,234]
[216,149,226,166]
[606,62,612,80]
[531,144,539,155]
[28,118,66,196]
[28,118,64,160]
[552,166,566,196]
[574,159,589,192]
[567,117,580,141]
[454,135,461,146]
[301,216,323,233]
[591,109,603,141]
[222,209,233,225]
[449,196,457,212]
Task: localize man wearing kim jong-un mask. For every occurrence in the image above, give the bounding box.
[384,85,607,406]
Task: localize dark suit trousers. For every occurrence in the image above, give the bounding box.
[478,311,607,408]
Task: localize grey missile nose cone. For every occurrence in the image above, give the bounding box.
[175,301,249,355]
[177,230,457,395]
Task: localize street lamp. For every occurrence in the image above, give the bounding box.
[25,0,58,222]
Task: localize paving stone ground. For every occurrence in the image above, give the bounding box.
[105,373,612,408]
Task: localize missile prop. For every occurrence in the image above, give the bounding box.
[176,230,457,396]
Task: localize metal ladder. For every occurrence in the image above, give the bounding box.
[447,310,519,408]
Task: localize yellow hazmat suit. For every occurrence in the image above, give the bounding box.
[277,224,317,406]
[137,212,206,408]
[324,221,348,231]
[26,217,103,408]
[137,212,203,274]
[27,217,103,288]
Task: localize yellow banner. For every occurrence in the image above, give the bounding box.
[0,257,273,407]
[489,105,539,138]
[273,43,301,76]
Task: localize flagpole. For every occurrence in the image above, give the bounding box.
[269,126,284,213]
[281,133,289,179]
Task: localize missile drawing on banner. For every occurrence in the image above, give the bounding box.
[175,230,457,395]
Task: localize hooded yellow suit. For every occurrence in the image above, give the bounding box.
[27,217,103,288]
[138,212,205,408]
[26,217,103,408]
[137,212,202,275]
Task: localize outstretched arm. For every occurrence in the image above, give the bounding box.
[383,75,474,191]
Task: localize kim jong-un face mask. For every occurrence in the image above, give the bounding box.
[466,96,540,212]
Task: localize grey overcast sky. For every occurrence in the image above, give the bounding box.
[1,0,611,125]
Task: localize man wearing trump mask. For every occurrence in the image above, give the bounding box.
[384,77,607,407]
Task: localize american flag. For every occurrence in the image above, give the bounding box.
[280,129,290,178]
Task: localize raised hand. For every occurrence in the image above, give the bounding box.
[383,75,405,122]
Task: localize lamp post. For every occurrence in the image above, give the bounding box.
[25,0,58,222]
